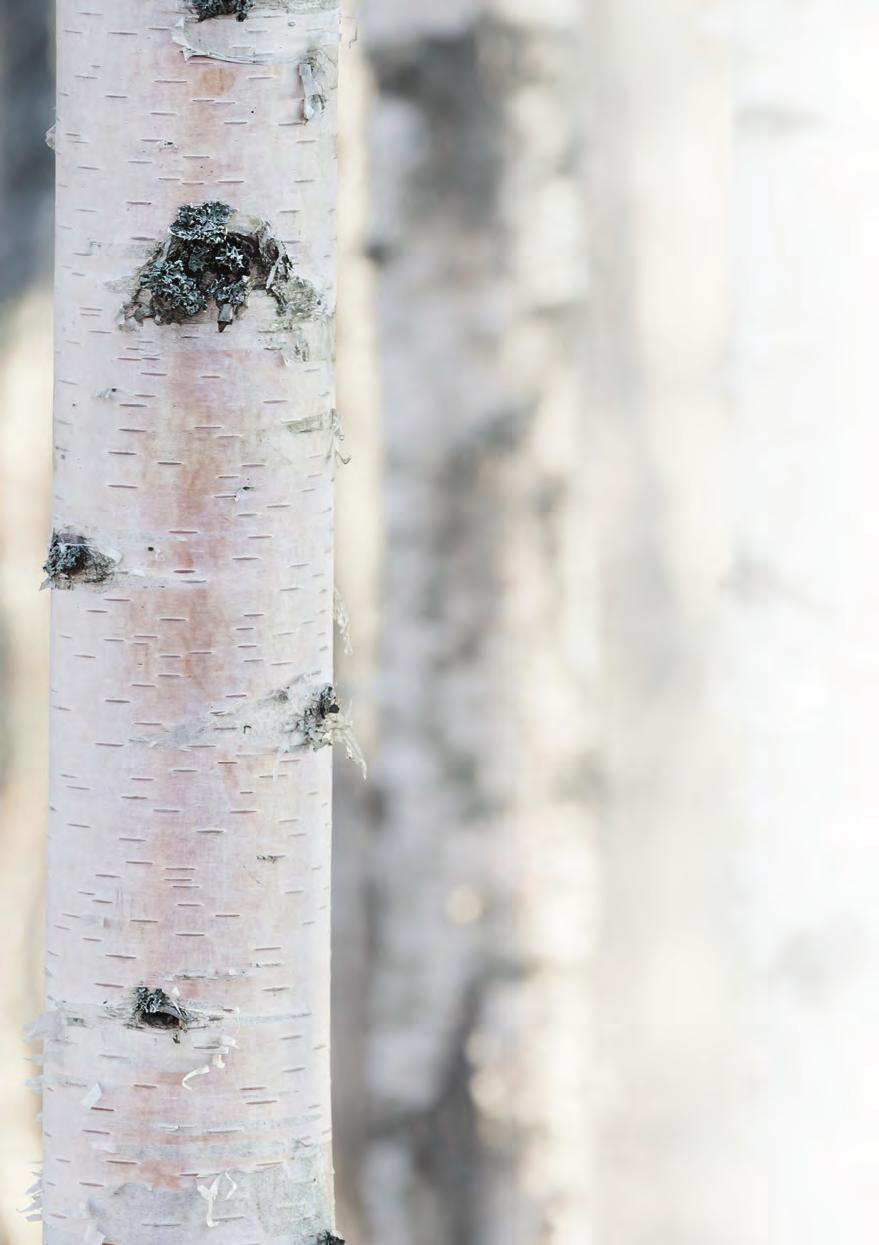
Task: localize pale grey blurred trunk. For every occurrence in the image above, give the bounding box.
[587,2,879,1243]
[0,0,54,323]
[0,0,53,777]
[354,4,594,1244]
[732,3,879,1241]
[583,3,765,1241]
[0,6,53,1241]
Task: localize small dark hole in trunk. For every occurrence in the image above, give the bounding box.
[132,986,189,1033]
[141,1009,182,1030]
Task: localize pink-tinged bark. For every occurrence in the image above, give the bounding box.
[40,4,341,1242]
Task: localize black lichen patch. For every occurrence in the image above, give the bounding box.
[298,685,341,750]
[43,530,115,588]
[125,201,318,332]
[132,987,189,1033]
[317,1234,345,1245]
[190,0,253,20]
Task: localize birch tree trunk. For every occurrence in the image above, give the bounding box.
[358,3,595,1243]
[588,2,879,1241]
[38,5,342,1243]
[583,4,766,1241]
[734,4,879,1240]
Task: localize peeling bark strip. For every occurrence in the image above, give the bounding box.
[45,4,342,1244]
[173,1,341,68]
[299,53,328,122]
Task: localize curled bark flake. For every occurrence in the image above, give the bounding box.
[300,52,328,121]
[19,1171,43,1224]
[43,530,115,589]
[331,409,351,464]
[333,587,353,656]
[124,201,321,332]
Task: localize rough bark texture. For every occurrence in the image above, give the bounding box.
[359,3,594,1243]
[40,4,341,1243]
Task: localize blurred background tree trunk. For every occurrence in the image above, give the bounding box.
[0,0,54,320]
[0,2,53,1240]
[345,3,596,1243]
[730,3,879,1240]
[582,3,767,1240]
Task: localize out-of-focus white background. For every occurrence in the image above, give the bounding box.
[4,2,879,1243]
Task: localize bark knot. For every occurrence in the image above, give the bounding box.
[124,201,322,332]
[296,684,342,750]
[190,0,253,19]
[132,987,190,1035]
[291,685,368,778]
[42,530,115,589]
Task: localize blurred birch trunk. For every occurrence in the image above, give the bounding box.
[0,4,54,1241]
[732,3,879,1241]
[583,3,766,1241]
[356,3,595,1242]
[588,1,879,1242]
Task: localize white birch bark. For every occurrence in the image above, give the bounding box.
[359,3,594,1242]
[39,4,341,1243]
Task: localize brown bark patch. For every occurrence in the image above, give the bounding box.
[198,64,237,95]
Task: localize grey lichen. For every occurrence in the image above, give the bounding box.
[296,685,342,750]
[43,530,115,588]
[190,0,253,20]
[125,201,319,332]
[132,987,189,1033]
[276,273,322,319]
[291,685,368,778]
